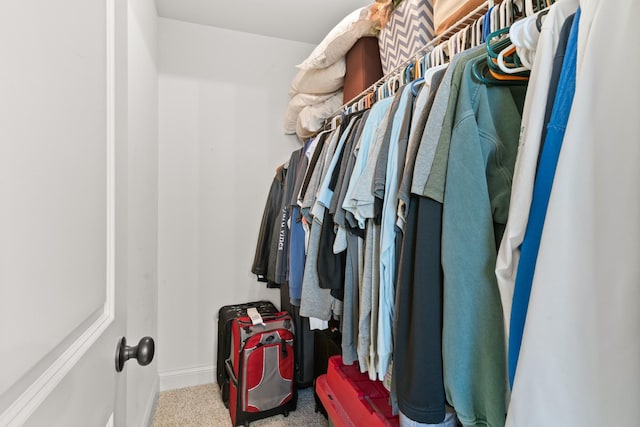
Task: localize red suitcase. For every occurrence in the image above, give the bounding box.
[226,311,297,426]
[316,355,399,427]
[217,301,278,407]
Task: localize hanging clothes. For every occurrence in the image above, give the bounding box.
[340,97,394,376]
[334,112,369,365]
[251,2,640,424]
[393,65,448,426]
[273,147,305,285]
[316,116,361,297]
[299,129,342,321]
[440,54,527,427]
[508,8,578,385]
[251,164,287,286]
[288,138,318,305]
[377,84,415,380]
[410,45,486,200]
[495,0,579,344]
[396,64,448,231]
[507,0,640,424]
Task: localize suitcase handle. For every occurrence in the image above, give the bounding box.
[238,311,289,322]
[225,359,238,386]
[237,313,293,333]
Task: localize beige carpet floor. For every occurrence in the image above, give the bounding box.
[152,383,329,427]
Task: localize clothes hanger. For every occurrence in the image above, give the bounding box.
[507,13,538,69]
[471,17,479,47]
[536,9,550,31]
[393,73,402,93]
[482,7,494,43]
[446,34,456,59]
[459,26,469,52]
[330,114,341,130]
[511,0,525,17]
[490,5,500,33]
[367,92,375,109]
[485,27,531,76]
[500,0,514,28]
[429,44,438,68]
[410,48,432,96]
[432,43,446,67]
[412,58,420,80]
[488,67,529,82]
[420,54,427,77]
[377,82,385,101]
[497,45,530,73]
[386,76,394,98]
[485,27,512,59]
[471,55,528,86]
[465,25,473,50]
[456,29,463,53]
[438,43,446,66]
[472,16,481,47]
[470,22,476,48]
[386,75,396,98]
[411,77,425,96]
[405,63,414,84]
[502,0,511,22]
[524,0,535,16]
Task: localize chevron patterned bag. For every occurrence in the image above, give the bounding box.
[378,0,435,75]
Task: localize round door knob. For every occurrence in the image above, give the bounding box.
[115,336,155,372]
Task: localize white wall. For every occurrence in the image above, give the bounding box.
[127,0,159,425]
[157,18,312,390]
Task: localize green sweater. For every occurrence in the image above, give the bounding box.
[441,56,527,427]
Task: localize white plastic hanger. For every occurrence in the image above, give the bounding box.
[470,21,476,48]
[475,15,484,46]
[490,5,500,33]
[446,35,456,60]
[330,114,341,130]
[508,12,540,69]
[386,75,397,97]
[497,45,531,74]
[499,0,514,28]
[431,43,446,67]
[459,26,469,52]
[358,96,366,111]
[524,0,535,16]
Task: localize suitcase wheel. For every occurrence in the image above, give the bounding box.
[283,410,289,417]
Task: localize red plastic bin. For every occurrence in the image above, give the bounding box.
[315,355,399,427]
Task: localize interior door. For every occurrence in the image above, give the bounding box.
[0,1,129,426]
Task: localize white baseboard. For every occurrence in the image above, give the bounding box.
[159,365,215,392]
[144,376,159,427]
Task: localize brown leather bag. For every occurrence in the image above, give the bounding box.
[343,36,383,104]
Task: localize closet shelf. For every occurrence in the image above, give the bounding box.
[327,0,501,123]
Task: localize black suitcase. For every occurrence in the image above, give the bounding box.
[280,282,315,388]
[313,324,342,417]
[217,300,278,406]
[291,304,315,388]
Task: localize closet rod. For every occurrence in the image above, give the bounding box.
[325,0,500,126]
